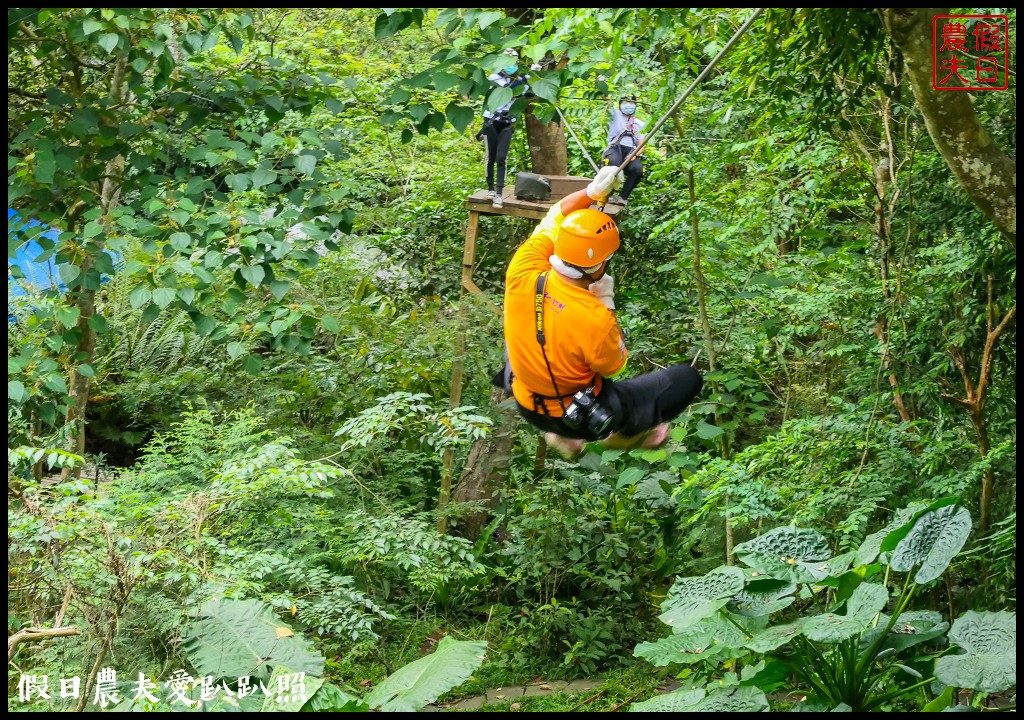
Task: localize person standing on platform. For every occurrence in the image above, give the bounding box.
[479,48,530,210]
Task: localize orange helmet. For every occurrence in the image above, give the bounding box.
[554,209,619,268]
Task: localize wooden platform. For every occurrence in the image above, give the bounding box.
[465,174,624,219]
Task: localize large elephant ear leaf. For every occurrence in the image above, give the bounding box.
[888,504,971,584]
[364,636,487,712]
[181,598,325,682]
[853,502,929,565]
[659,566,745,630]
[728,577,797,617]
[634,615,749,667]
[934,611,1016,693]
[630,686,769,713]
[734,526,832,584]
[745,622,803,653]
[629,688,707,712]
[859,611,948,654]
[801,583,889,643]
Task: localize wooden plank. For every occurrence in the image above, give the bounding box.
[465,186,622,218]
[546,175,591,198]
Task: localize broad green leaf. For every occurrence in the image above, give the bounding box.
[432,71,460,92]
[364,636,487,712]
[181,598,324,682]
[445,102,476,133]
[76,364,96,378]
[934,611,1016,693]
[58,264,82,286]
[82,18,102,35]
[56,306,81,328]
[631,686,768,713]
[226,342,246,360]
[630,688,706,712]
[9,381,28,404]
[43,373,67,394]
[300,683,368,712]
[240,265,266,287]
[530,77,561,103]
[879,497,958,553]
[745,622,803,653]
[634,615,749,666]
[319,316,339,334]
[696,420,724,439]
[294,154,317,176]
[888,504,971,584]
[734,526,832,584]
[226,173,250,193]
[242,354,264,374]
[252,168,278,188]
[152,287,176,309]
[97,32,119,53]
[659,566,745,630]
[260,665,324,712]
[129,286,152,309]
[617,466,644,489]
[485,86,513,112]
[801,583,889,643]
[859,611,948,654]
[728,578,796,617]
[270,280,290,301]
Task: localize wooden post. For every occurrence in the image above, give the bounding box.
[438,210,480,533]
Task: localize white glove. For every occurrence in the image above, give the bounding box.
[588,273,615,310]
[586,165,625,203]
[530,63,542,71]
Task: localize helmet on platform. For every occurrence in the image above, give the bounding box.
[554,209,620,269]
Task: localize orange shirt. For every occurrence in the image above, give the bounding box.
[504,203,628,416]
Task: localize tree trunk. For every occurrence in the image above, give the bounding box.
[525,107,568,176]
[449,388,519,541]
[943,277,1015,532]
[879,8,1016,247]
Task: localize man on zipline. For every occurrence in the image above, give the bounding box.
[500,166,704,459]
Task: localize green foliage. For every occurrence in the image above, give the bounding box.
[182,598,326,681]
[633,498,1017,711]
[363,635,488,711]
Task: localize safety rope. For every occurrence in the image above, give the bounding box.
[617,8,765,170]
[555,106,600,173]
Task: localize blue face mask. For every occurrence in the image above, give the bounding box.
[504,65,518,75]
[621,103,637,116]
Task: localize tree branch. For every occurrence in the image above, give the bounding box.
[8,627,81,662]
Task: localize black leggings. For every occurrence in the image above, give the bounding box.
[517,363,704,441]
[602,143,643,200]
[483,120,515,192]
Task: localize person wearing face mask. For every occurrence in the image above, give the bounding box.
[479,48,531,210]
[602,95,646,206]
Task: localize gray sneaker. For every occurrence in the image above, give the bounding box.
[492,194,503,209]
[485,189,496,199]
[609,194,627,206]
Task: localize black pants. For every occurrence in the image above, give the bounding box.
[602,143,643,200]
[483,120,515,193]
[516,363,704,441]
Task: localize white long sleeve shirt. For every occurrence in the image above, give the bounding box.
[607,109,646,149]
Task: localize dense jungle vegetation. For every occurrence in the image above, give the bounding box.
[7,8,1016,713]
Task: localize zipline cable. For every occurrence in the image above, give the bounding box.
[617,8,765,171]
[555,105,601,173]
